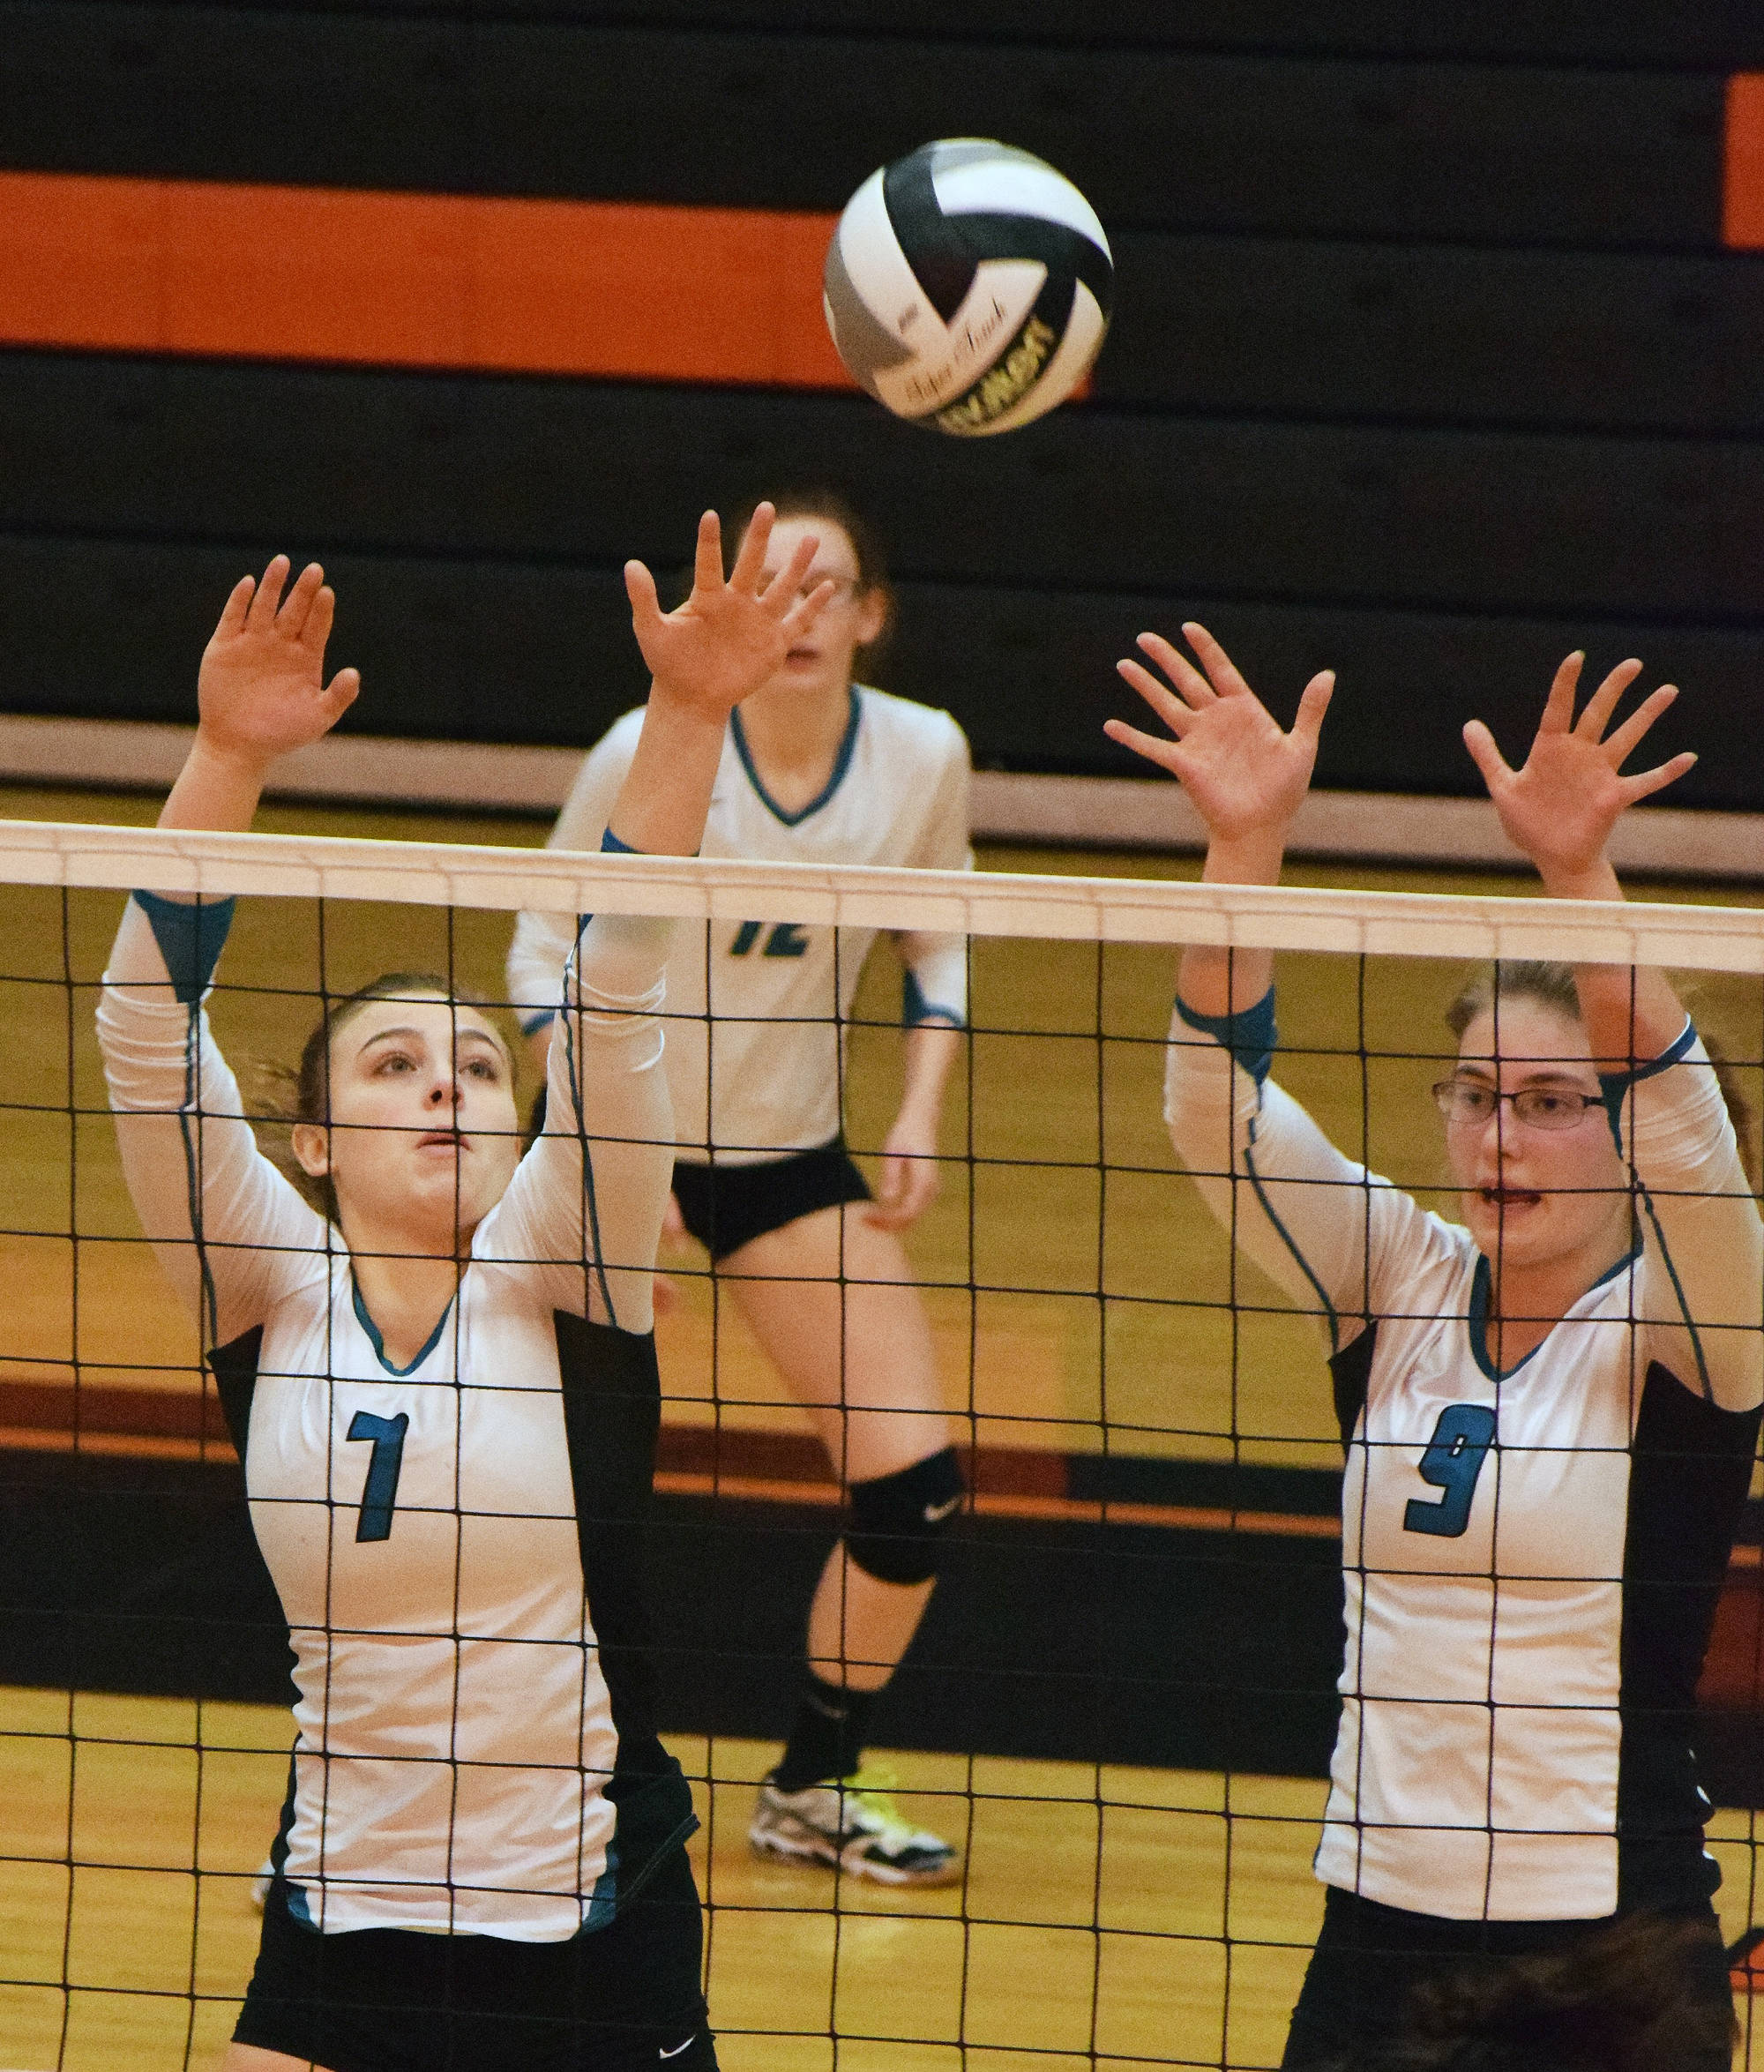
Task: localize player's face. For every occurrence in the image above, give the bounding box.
[753,518,888,698]
[1445,999,1628,1283]
[301,997,521,1245]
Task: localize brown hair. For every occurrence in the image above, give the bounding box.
[253,973,513,1216]
[729,486,895,670]
[1445,960,1759,1187]
[1313,1912,1735,2068]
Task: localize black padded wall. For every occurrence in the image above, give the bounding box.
[3,0,1761,801]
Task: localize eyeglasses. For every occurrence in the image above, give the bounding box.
[767,573,861,606]
[1431,1081,1602,1131]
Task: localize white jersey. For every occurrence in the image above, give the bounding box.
[508,686,972,1163]
[1164,991,1764,1922]
[99,886,688,1941]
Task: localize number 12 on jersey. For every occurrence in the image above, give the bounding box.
[1402,1403,1497,1538]
[347,1410,409,1542]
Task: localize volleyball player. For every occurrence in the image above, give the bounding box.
[1107,627,1760,2070]
[99,507,835,2072]
[508,490,970,1885]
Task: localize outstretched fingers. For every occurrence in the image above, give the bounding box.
[778,575,836,646]
[1537,650,1584,735]
[280,563,326,643]
[764,529,820,618]
[244,555,291,633]
[624,557,662,633]
[725,503,772,595]
[1602,682,1678,767]
[1134,630,1215,708]
[1619,750,1697,805]
[1574,656,1645,741]
[1181,622,1253,699]
[1117,655,1197,735]
[322,666,362,722]
[1289,670,1335,749]
[1102,714,1186,776]
[1462,718,1514,794]
[692,510,728,599]
[213,572,258,642]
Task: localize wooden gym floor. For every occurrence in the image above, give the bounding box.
[4,1687,1762,2072]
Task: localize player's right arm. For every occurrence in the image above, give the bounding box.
[505,716,641,1073]
[98,558,353,1337]
[1109,625,1429,1342]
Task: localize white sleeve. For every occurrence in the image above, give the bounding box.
[893,715,973,1027]
[97,893,328,1345]
[1615,1024,1764,1412]
[506,716,643,1036]
[1162,989,1448,1352]
[486,891,676,1335]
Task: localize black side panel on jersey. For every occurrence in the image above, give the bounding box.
[206,1326,265,1465]
[1329,1326,1378,1455]
[1617,1360,1763,1911]
[556,1312,698,1902]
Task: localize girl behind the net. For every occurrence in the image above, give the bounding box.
[99,510,833,2072]
[1107,629,1760,2070]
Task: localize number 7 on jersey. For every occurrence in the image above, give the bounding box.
[347,1410,409,1542]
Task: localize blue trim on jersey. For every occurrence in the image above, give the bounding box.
[132,889,235,1005]
[1174,988,1277,1088]
[1466,1239,1641,1382]
[351,1277,452,1377]
[1598,1016,1698,1154]
[1244,1137,1342,1351]
[1468,1253,1544,1382]
[521,829,644,1038]
[1639,1193,1715,1402]
[902,967,965,1029]
[730,685,861,827]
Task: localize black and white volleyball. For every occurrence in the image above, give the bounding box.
[823,138,1113,437]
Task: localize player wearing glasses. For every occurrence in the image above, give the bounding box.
[1108,632,1761,2071]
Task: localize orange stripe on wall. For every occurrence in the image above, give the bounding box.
[1724,73,1764,247]
[0,170,855,387]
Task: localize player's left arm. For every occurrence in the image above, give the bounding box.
[1466,654,1764,1410]
[502,505,835,1320]
[874,719,973,1230]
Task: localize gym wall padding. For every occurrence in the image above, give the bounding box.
[2,1,1761,801]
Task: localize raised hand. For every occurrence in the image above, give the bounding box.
[197,557,359,770]
[1106,624,1333,850]
[1462,654,1694,892]
[624,505,833,722]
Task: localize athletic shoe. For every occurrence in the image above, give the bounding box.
[748,1769,960,1886]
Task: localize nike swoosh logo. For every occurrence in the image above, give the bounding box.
[660,2040,696,2061]
[923,1495,962,1522]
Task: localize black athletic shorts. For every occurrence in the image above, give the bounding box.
[1280,1884,1731,2070]
[233,1846,717,2072]
[671,1139,871,1261]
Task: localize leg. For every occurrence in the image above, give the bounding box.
[721,1201,963,1883]
[722,1200,953,1695]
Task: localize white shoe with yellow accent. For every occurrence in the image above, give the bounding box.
[748,1770,960,1886]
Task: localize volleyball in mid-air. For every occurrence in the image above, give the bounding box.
[823,138,1113,438]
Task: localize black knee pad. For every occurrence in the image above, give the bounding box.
[845,1446,965,1586]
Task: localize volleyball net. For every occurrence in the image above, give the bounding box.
[2,813,1763,2071]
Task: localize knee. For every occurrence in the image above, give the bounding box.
[845,1447,965,1586]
